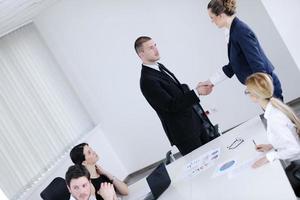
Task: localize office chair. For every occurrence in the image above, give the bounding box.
[165,150,175,165]
[40,177,70,200]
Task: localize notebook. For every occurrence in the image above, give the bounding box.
[143,163,171,200]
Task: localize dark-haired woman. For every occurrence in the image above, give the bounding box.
[201,0,283,101]
[70,143,128,200]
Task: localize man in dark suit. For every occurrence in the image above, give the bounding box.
[134,36,217,156]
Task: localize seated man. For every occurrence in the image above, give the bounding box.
[65,164,116,200]
[70,143,128,200]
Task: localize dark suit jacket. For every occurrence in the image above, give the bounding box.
[140,63,208,146]
[223,17,275,84]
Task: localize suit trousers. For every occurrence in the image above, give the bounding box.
[176,137,202,156]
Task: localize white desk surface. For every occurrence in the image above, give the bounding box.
[124,116,297,200]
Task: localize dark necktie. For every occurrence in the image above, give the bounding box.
[158,64,181,86]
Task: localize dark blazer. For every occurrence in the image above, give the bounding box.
[223,17,283,99]
[140,63,209,146]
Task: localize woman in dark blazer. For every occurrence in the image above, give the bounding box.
[203,0,283,100]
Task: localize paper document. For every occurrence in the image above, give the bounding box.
[182,148,221,178]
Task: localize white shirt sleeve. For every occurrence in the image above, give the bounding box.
[209,69,228,86]
[266,150,278,162]
[266,116,300,162]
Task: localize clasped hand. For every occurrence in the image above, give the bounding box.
[196,80,214,95]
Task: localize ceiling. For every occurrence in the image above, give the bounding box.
[0,0,59,37]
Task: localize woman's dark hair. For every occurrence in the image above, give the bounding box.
[65,164,90,186]
[208,0,236,16]
[70,143,88,164]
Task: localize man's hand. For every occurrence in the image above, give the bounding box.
[98,182,116,200]
[196,81,213,95]
[199,80,214,87]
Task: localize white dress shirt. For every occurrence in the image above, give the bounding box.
[208,28,230,86]
[69,195,96,200]
[264,102,300,162]
[224,27,230,44]
[143,63,201,98]
[143,63,160,71]
[209,68,228,86]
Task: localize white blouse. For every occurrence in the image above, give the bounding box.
[208,28,230,86]
[264,102,300,162]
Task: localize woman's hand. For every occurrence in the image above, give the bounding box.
[96,164,129,195]
[255,144,273,152]
[252,156,269,168]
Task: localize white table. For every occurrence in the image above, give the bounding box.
[124,116,297,200]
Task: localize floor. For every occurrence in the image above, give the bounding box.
[124,97,300,186]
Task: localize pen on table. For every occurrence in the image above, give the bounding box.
[252,140,257,148]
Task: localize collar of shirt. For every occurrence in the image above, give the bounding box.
[69,195,96,200]
[264,102,272,120]
[143,63,160,71]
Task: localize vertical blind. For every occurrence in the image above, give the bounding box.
[0,23,94,199]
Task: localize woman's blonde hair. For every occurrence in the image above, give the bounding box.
[246,72,300,135]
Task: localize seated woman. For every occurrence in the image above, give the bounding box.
[245,72,300,195]
[70,143,129,200]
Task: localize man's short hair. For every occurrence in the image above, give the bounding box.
[70,143,88,165]
[65,164,91,187]
[134,36,152,55]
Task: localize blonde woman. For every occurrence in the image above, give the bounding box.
[245,72,300,196]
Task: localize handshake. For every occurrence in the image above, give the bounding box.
[196,80,214,96]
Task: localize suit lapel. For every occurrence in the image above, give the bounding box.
[228,17,239,62]
[142,65,169,83]
[142,64,183,91]
[158,63,182,87]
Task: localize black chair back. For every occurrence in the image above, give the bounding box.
[40,177,70,200]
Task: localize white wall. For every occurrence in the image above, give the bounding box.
[21,125,127,200]
[33,0,300,174]
[261,0,300,72]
